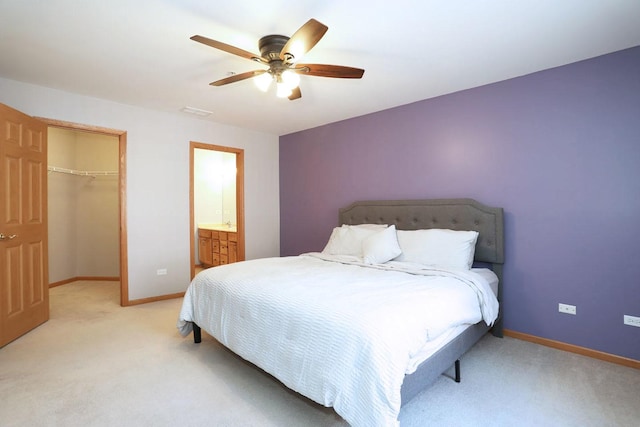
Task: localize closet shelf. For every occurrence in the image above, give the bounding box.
[48,166,118,177]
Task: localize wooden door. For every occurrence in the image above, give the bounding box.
[0,103,49,347]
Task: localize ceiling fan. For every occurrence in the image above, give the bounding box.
[191,18,364,100]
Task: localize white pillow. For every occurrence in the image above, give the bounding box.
[322,227,348,255]
[394,229,479,270]
[362,225,402,264]
[322,224,387,257]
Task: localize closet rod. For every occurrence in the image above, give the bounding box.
[47,166,118,177]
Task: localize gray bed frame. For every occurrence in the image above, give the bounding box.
[190,198,504,409]
[338,198,504,405]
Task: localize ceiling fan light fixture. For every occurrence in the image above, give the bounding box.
[276,81,293,98]
[281,69,300,90]
[254,72,272,92]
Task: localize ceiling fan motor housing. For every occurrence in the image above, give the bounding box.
[258,35,290,62]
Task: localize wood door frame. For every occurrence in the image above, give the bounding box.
[190,141,245,279]
[37,118,130,306]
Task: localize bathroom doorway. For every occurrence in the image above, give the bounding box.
[189,142,244,279]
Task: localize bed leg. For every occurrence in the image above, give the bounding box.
[454,359,461,383]
[491,316,504,338]
[193,323,202,344]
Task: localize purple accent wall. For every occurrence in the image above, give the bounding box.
[279,46,640,360]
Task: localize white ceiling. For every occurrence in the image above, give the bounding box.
[1,0,639,136]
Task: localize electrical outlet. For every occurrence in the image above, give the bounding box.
[624,315,640,327]
[156,268,167,276]
[558,303,576,315]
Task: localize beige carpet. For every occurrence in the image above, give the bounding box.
[1,281,638,426]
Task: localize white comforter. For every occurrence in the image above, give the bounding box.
[177,253,498,427]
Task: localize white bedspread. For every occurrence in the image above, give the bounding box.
[177,253,498,427]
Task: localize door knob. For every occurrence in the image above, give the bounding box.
[0,233,17,240]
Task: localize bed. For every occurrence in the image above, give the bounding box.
[178,198,504,426]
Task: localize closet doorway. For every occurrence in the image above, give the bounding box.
[190,142,244,279]
[41,118,129,306]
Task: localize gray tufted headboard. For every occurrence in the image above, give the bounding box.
[339,199,505,334]
[339,198,504,265]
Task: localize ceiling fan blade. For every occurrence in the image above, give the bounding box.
[294,64,364,79]
[279,19,328,61]
[288,86,302,100]
[191,35,262,62]
[210,70,267,86]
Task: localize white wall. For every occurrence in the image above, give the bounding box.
[194,149,237,227]
[48,128,78,282]
[1,77,280,301]
[75,131,120,277]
